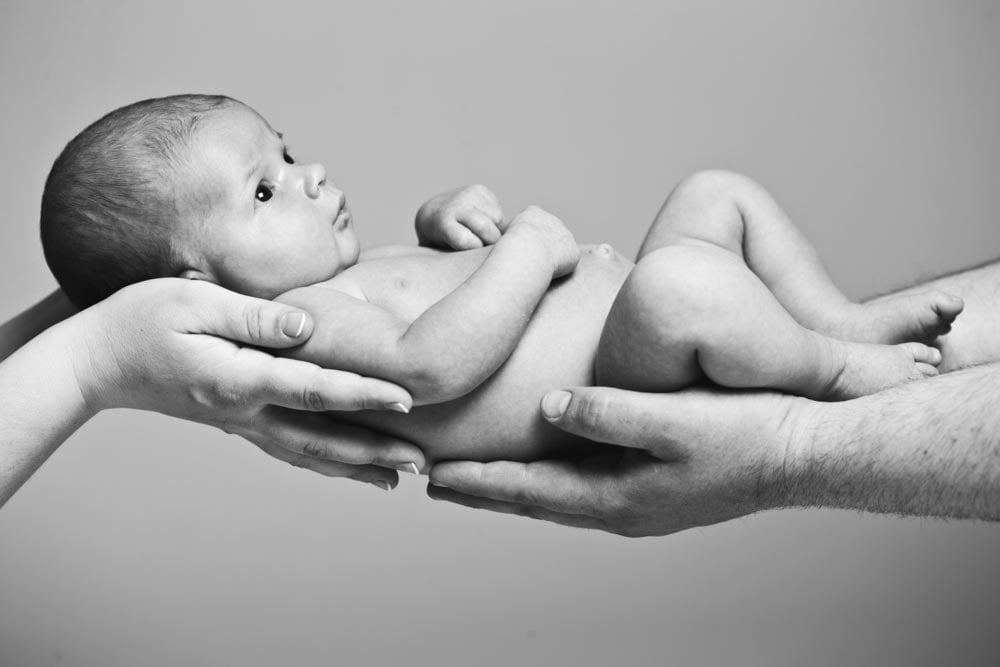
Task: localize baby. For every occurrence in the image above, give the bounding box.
[41,94,963,463]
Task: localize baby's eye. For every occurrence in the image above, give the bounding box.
[255,183,274,203]
[283,149,295,165]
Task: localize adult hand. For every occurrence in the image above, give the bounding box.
[72,278,425,489]
[428,386,814,535]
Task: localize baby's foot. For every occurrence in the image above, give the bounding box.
[823,291,963,344]
[819,340,941,400]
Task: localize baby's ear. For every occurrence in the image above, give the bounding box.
[179,268,214,282]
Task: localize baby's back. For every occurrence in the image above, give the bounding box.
[300,244,633,462]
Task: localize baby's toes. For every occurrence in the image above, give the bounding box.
[922,291,964,337]
[932,292,964,322]
[899,342,942,366]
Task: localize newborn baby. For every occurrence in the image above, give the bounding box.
[41,94,962,463]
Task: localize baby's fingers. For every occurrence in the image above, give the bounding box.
[457,209,502,245]
[442,221,485,250]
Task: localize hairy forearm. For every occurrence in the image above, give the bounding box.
[881,259,1000,371]
[0,319,94,507]
[787,364,1000,520]
[0,289,76,362]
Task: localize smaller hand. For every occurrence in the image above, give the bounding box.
[71,279,426,489]
[415,185,505,250]
[507,206,580,278]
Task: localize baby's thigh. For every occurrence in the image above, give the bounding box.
[595,244,752,391]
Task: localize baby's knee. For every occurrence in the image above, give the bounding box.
[670,169,754,204]
[627,245,739,315]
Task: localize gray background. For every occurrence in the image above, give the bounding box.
[1,1,999,665]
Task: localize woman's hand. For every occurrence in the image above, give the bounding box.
[71,279,426,488]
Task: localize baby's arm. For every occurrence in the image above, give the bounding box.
[279,206,577,405]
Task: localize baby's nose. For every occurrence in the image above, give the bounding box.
[304,163,327,199]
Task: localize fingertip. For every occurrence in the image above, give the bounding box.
[279,310,314,340]
[359,471,399,491]
[428,461,480,489]
[449,227,483,250]
[541,390,572,421]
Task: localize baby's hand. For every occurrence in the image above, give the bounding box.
[508,206,580,278]
[415,184,505,250]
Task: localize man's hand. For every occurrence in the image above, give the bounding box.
[72,279,426,489]
[506,206,581,278]
[415,184,505,250]
[428,386,813,536]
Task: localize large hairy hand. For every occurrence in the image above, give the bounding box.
[428,386,814,535]
[71,279,425,489]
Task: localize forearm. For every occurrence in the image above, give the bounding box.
[395,230,556,401]
[0,289,77,362]
[880,259,1000,371]
[786,365,1000,520]
[0,319,94,507]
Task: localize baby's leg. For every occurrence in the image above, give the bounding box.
[596,244,940,400]
[638,170,962,343]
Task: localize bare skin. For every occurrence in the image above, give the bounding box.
[427,260,1000,536]
[278,172,959,464]
[0,280,423,507]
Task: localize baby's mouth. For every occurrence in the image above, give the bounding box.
[333,205,351,229]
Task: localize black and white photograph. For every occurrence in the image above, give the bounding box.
[1,2,999,665]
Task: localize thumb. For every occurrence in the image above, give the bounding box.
[540,386,683,452]
[187,282,316,349]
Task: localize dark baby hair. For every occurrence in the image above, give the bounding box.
[40,93,237,308]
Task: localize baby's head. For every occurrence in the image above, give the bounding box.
[41,94,359,308]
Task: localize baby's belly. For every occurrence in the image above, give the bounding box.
[338,244,634,462]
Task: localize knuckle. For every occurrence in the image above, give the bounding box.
[243,304,266,342]
[300,438,331,459]
[300,387,329,411]
[287,455,315,471]
[572,391,614,433]
[510,485,539,507]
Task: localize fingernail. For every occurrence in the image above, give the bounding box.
[429,478,449,489]
[369,479,392,491]
[396,462,420,475]
[541,390,572,420]
[280,312,307,338]
[385,402,410,414]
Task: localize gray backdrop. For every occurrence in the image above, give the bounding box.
[1,1,999,665]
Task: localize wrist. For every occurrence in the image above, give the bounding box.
[60,310,119,416]
[758,396,831,511]
[502,226,557,275]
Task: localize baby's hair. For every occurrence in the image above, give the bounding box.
[40,93,238,308]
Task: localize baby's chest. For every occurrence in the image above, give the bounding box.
[333,248,493,322]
